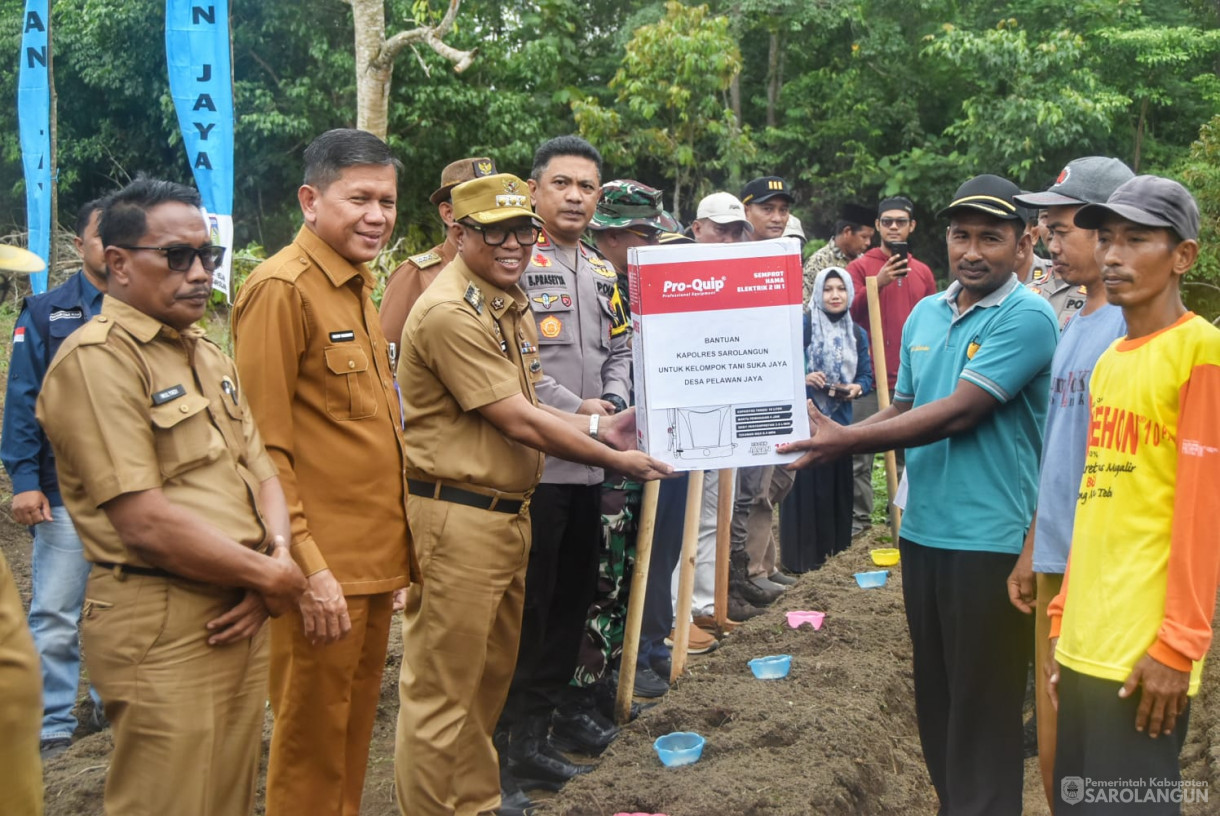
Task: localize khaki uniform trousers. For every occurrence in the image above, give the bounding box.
[1034,571,1064,812]
[736,465,794,579]
[396,494,531,816]
[266,591,394,816]
[81,569,268,816]
[0,552,43,816]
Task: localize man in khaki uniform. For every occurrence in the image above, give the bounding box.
[0,244,47,816]
[36,177,306,816]
[232,129,413,816]
[394,173,671,816]
[379,156,497,346]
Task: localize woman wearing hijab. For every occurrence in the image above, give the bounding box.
[779,266,874,572]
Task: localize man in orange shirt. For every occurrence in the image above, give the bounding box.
[233,129,413,816]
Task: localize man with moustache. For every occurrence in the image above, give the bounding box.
[394,173,671,816]
[379,156,497,346]
[781,175,1058,816]
[502,136,634,788]
[232,129,412,816]
[845,195,937,535]
[740,175,793,240]
[1007,156,1134,809]
[37,177,306,816]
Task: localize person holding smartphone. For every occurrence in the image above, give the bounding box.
[844,196,937,535]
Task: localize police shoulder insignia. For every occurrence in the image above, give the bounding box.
[588,258,617,279]
[532,252,552,268]
[409,251,442,269]
[464,282,485,314]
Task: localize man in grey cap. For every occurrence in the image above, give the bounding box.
[1047,175,1219,815]
[781,174,1059,816]
[1008,156,1134,809]
[380,156,497,345]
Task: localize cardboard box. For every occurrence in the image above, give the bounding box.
[627,237,809,471]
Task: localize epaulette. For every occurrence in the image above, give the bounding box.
[409,251,443,270]
[77,315,115,346]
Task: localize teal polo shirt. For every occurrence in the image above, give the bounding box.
[894,275,1058,553]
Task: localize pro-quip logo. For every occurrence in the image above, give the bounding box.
[662,276,726,295]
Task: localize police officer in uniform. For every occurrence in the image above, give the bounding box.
[393,172,670,816]
[498,135,634,786]
[36,178,307,816]
[0,244,48,816]
[379,156,497,346]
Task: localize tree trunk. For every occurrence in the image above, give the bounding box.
[765,30,780,129]
[730,73,741,128]
[1133,95,1148,173]
[349,0,392,140]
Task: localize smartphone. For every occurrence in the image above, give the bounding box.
[889,241,909,263]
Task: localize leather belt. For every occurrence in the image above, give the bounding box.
[407,479,526,515]
[95,562,177,580]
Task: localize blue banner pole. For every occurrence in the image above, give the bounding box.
[166,0,235,301]
[18,0,52,294]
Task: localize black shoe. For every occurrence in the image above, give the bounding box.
[727,591,765,620]
[650,654,672,682]
[551,707,618,755]
[509,736,593,787]
[633,665,670,698]
[499,766,534,816]
[768,571,797,587]
[40,737,71,761]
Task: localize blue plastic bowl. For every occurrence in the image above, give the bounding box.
[653,731,706,767]
[748,654,792,680]
[854,569,889,589]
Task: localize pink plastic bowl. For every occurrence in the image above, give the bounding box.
[786,610,826,630]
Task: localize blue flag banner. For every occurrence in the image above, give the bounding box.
[165,0,235,300]
[18,0,51,294]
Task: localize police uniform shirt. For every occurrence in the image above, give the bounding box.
[36,296,277,566]
[398,255,544,495]
[1027,263,1087,331]
[232,226,412,594]
[379,236,455,349]
[520,232,630,485]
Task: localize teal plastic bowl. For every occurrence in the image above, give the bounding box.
[653,731,706,767]
[748,654,792,679]
[854,569,889,589]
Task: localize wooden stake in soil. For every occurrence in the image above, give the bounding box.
[615,479,660,725]
[670,470,704,683]
[713,468,736,633]
[865,276,902,541]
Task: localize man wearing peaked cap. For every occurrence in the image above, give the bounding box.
[740,176,793,240]
[1009,156,1133,810]
[690,192,754,243]
[1045,176,1220,815]
[394,172,671,816]
[802,202,876,305]
[781,173,1059,816]
[380,156,497,347]
[589,179,669,308]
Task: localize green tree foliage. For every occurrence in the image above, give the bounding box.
[573,1,753,213]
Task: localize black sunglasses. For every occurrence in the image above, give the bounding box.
[116,244,226,272]
[462,222,541,247]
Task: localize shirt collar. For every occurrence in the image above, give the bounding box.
[79,271,104,308]
[100,295,206,344]
[295,226,373,289]
[451,255,528,318]
[940,274,1020,320]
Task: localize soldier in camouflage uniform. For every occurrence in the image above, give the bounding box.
[379,156,496,346]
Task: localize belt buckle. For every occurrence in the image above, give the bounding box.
[519,496,530,515]
[111,563,128,582]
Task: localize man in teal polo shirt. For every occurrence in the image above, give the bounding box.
[781,174,1059,816]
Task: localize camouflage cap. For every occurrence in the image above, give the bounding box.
[589,179,668,231]
[430,157,498,205]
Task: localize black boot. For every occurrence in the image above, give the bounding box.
[550,703,618,755]
[495,729,534,816]
[508,718,593,791]
[730,550,780,606]
[727,591,766,620]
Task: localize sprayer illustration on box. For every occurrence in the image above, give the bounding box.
[629,238,809,472]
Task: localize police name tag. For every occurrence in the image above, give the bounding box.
[152,384,187,405]
[329,330,356,342]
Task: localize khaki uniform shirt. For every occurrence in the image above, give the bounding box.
[802,238,853,305]
[399,256,544,495]
[232,227,412,595]
[1027,263,1086,331]
[521,232,631,485]
[36,297,277,567]
[380,236,456,350]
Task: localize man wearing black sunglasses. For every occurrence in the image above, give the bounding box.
[36,176,308,815]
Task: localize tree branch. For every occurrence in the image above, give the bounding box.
[376,0,474,73]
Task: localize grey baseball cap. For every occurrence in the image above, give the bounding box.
[1074,175,1200,240]
[1015,157,1135,207]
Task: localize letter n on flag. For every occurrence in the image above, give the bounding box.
[18,0,51,295]
[166,0,235,301]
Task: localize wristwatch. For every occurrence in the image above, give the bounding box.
[588,413,600,440]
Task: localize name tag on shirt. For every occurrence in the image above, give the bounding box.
[329,330,356,343]
[49,308,84,322]
[152,384,187,405]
